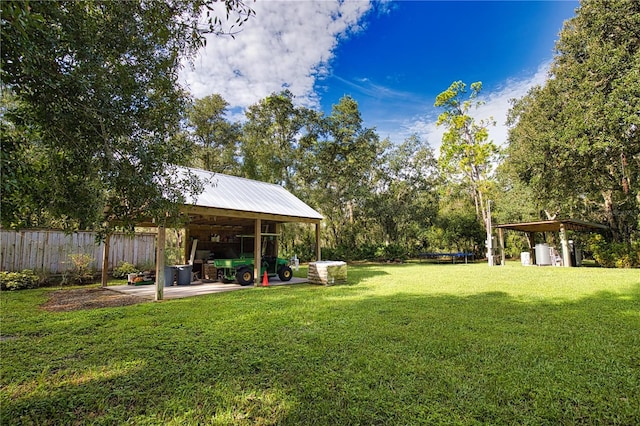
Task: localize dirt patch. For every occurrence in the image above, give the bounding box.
[41,287,148,312]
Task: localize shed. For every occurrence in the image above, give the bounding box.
[495,219,608,267]
[101,168,323,300]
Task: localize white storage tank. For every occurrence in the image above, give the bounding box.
[535,243,552,266]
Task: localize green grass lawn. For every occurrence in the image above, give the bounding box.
[2,262,639,425]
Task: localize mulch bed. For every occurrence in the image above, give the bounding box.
[41,287,148,312]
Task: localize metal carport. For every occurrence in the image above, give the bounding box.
[101,168,323,300]
[495,219,608,267]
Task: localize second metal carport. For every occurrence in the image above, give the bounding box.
[495,219,608,267]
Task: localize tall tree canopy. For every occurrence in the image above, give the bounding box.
[435,81,498,230]
[298,96,385,250]
[367,135,440,252]
[505,0,640,242]
[1,0,254,231]
[187,94,241,174]
[241,90,313,189]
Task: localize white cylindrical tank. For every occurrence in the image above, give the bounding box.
[535,243,552,266]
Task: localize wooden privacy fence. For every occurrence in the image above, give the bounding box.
[0,230,156,274]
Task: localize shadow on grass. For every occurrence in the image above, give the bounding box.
[342,260,479,286]
[342,263,390,286]
[2,282,639,425]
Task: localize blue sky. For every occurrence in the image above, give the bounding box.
[181,0,580,151]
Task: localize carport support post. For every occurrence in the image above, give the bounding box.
[559,223,572,267]
[254,218,262,286]
[155,223,166,301]
[101,233,111,287]
[184,226,191,264]
[315,223,321,261]
[497,228,505,266]
[527,232,536,265]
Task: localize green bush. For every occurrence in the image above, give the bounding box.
[322,246,352,261]
[588,235,640,268]
[282,241,316,263]
[322,243,408,262]
[504,233,529,259]
[112,261,139,279]
[61,253,96,285]
[357,244,382,260]
[0,270,40,291]
[374,243,407,262]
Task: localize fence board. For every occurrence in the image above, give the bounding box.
[0,230,156,274]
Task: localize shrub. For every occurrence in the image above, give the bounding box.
[288,243,317,263]
[61,253,96,285]
[505,233,529,259]
[374,244,407,262]
[0,270,40,291]
[588,235,640,268]
[112,262,139,279]
[322,246,352,261]
[356,244,378,260]
[321,244,408,262]
[137,260,156,273]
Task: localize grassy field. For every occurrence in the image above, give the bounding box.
[1,262,639,425]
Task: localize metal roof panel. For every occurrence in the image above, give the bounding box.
[496,219,608,233]
[181,167,323,221]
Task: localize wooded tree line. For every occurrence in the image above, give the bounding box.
[2,0,638,263]
[185,90,444,260]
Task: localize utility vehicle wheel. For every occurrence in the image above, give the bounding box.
[278,266,293,281]
[236,267,254,286]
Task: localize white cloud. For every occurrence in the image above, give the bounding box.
[180,1,374,109]
[400,62,551,154]
[180,2,553,156]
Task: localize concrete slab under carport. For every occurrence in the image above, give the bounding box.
[108,277,308,300]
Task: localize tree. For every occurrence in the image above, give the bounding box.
[367,135,440,253]
[434,81,499,231]
[505,0,640,242]
[240,90,313,188]
[429,190,485,254]
[298,96,384,251]
[1,0,254,232]
[187,94,241,174]
[492,162,542,224]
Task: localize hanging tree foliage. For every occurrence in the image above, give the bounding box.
[1,0,254,232]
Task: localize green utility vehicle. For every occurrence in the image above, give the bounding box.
[213,234,293,286]
[214,255,292,286]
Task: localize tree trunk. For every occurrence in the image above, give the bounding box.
[602,190,622,242]
[477,188,488,231]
